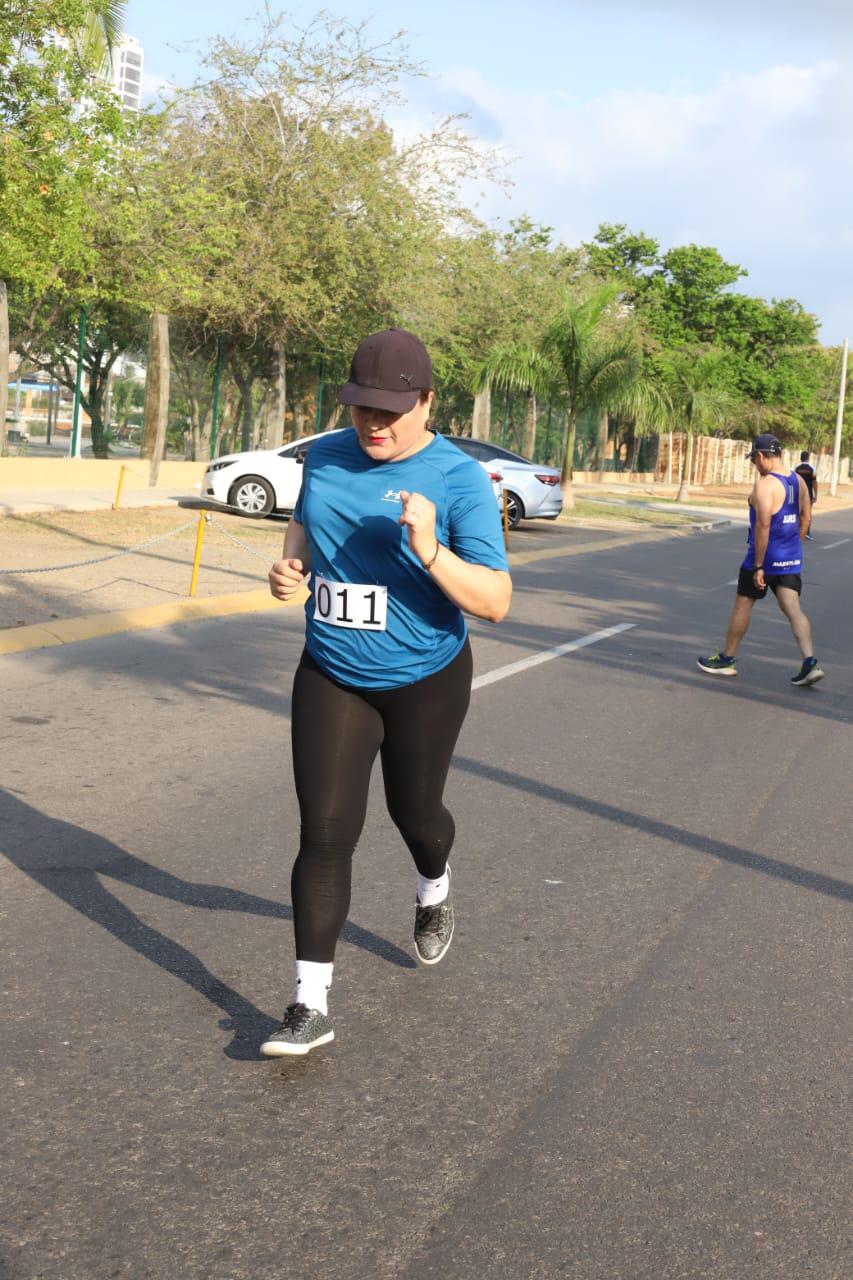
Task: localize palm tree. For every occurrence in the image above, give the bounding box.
[664,351,733,502]
[612,376,674,475]
[78,2,126,73]
[473,343,558,460]
[542,285,641,508]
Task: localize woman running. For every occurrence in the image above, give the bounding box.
[261,328,512,1055]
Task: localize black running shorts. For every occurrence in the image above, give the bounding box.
[737,567,802,600]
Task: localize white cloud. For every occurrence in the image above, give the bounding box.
[399,58,853,338]
[439,61,837,187]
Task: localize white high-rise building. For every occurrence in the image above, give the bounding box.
[111,35,144,112]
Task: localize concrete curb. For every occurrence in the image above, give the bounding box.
[0,521,719,657]
[0,586,309,656]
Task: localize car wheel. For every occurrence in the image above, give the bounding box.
[228,475,275,516]
[503,491,524,530]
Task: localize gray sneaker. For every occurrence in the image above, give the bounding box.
[260,1004,334,1057]
[414,898,454,965]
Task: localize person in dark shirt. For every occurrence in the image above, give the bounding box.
[795,452,817,539]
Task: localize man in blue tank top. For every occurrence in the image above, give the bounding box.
[698,433,825,686]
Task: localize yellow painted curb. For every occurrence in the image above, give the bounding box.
[0,586,309,656]
[0,524,684,657]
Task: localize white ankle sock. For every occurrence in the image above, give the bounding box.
[417,867,450,907]
[295,960,333,1015]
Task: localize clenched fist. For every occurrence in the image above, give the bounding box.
[399,490,438,567]
[269,557,305,600]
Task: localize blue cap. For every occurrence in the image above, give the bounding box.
[747,433,782,459]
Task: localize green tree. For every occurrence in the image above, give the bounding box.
[645,245,746,348]
[663,350,735,502]
[473,341,559,460]
[13,290,146,454]
[141,12,496,453]
[542,285,641,507]
[1,0,134,453]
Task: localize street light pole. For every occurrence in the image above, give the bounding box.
[70,305,88,458]
[830,336,848,498]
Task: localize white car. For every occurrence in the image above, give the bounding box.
[202,430,504,517]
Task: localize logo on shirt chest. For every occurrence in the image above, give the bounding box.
[381,489,403,503]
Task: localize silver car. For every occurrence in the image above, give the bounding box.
[445,437,563,529]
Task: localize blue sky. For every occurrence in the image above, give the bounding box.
[127,1,853,344]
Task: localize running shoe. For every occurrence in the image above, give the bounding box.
[791,658,825,687]
[697,652,737,676]
[260,1004,334,1057]
[414,898,454,965]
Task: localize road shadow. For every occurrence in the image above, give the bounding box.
[0,789,415,1061]
[454,757,853,905]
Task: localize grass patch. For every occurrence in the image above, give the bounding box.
[569,499,699,526]
[1,507,286,550]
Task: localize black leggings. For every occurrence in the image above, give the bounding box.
[290,640,473,962]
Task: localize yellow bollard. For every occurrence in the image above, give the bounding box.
[112,464,126,511]
[502,488,510,552]
[188,512,208,597]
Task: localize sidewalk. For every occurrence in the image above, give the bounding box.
[0,485,196,516]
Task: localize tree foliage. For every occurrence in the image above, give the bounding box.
[1,11,842,465]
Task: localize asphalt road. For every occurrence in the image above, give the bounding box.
[2,513,851,1280]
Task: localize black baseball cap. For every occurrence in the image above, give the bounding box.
[747,433,782,459]
[339,329,432,414]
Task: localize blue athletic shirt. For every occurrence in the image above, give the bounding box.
[742,471,802,574]
[292,428,510,689]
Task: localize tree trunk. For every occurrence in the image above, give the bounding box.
[266,341,286,448]
[0,281,9,457]
[596,409,609,478]
[324,403,344,433]
[629,431,641,474]
[103,371,114,433]
[292,395,308,442]
[88,384,110,459]
[198,398,214,462]
[252,387,268,449]
[46,366,55,444]
[523,393,537,460]
[472,386,491,441]
[676,431,694,502]
[188,391,202,461]
[239,384,254,452]
[217,387,238,456]
[142,313,171,485]
[560,415,577,510]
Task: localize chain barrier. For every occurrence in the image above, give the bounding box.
[207,516,275,564]
[2,505,277,604]
[0,519,199,575]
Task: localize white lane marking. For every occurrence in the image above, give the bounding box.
[822,539,851,550]
[472,623,636,691]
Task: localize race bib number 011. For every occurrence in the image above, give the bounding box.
[313,576,388,631]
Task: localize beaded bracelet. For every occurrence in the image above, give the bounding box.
[423,541,441,571]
